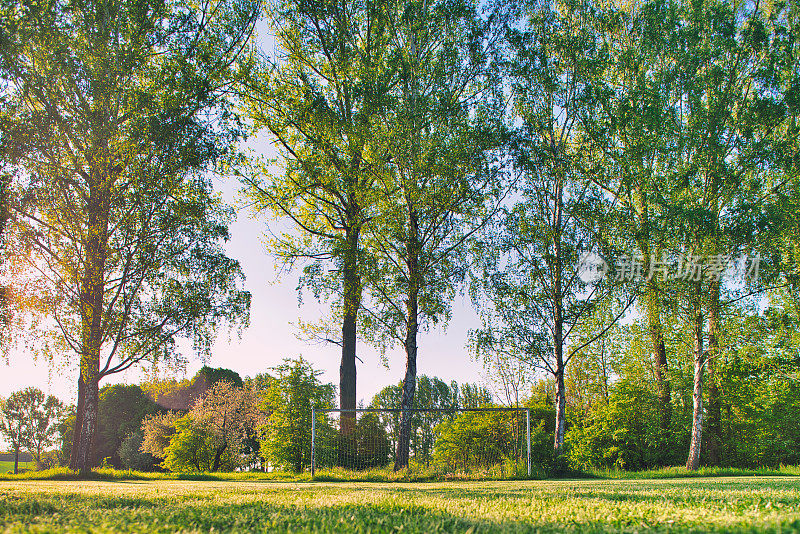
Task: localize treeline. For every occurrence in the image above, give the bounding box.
[1,0,799,475]
[2,361,537,474]
[243,0,800,472]
[562,313,800,470]
[5,351,798,474]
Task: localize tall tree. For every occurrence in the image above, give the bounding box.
[0,392,25,473]
[668,0,798,469]
[474,0,631,469]
[359,0,505,470]
[0,0,256,474]
[580,0,684,444]
[240,0,396,438]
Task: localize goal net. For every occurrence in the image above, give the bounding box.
[311,407,532,478]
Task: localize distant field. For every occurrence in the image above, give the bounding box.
[0,461,35,474]
[1,477,799,532]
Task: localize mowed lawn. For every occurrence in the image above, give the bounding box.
[0,462,35,475]
[1,477,799,533]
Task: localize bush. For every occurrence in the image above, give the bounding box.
[163,415,239,473]
[259,358,335,473]
[94,385,159,467]
[118,430,158,471]
[432,410,526,475]
[349,412,391,470]
[566,379,663,471]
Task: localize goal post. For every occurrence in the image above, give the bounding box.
[311,407,531,478]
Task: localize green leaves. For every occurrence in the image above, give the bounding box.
[259,357,335,473]
[0,0,255,373]
[0,387,65,466]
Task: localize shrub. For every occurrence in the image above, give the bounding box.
[163,415,239,473]
[118,430,158,471]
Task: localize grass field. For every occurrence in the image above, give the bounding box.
[1,476,799,532]
[0,461,35,474]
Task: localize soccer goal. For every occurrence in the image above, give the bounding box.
[310,407,532,478]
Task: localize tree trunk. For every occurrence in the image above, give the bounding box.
[706,281,722,466]
[553,364,567,473]
[339,227,360,466]
[69,375,86,470]
[70,177,110,476]
[74,374,100,475]
[686,283,705,471]
[552,173,567,474]
[645,281,671,436]
[395,212,419,471]
[212,442,228,472]
[394,305,418,471]
[34,446,43,471]
[552,233,566,471]
[13,441,19,475]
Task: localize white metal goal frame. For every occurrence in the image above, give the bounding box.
[311,407,532,477]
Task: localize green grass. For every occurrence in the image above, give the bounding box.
[1,477,800,532]
[0,467,312,482]
[587,465,800,480]
[2,464,798,483]
[0,461,35,474]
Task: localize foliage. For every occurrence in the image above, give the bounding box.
[709,308,800,467]
[433,410,521,474]
[162,415,227,473]
[348,412,391,470]
[158,381,262,473]
[259,358,335,473]
[431,402,554,475]
[567,378,665,471]
[196,367,244,389]
[0,387,64,469]
[457,383,494,409]
[117,430,158,472]
[142,367,243,412]
[140,412,182,461]
[162,415,238,473]
[94,385,160,468]
[370,376,461,464]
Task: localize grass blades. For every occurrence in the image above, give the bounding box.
[1,477,800,532]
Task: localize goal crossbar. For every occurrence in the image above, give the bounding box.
[311,406,532,477]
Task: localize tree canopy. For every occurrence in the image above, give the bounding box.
[0,0,256,473]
